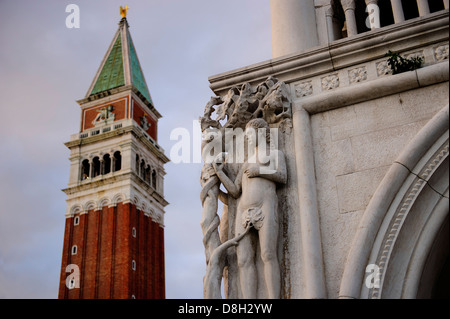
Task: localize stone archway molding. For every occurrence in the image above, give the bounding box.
[339,103,449,299]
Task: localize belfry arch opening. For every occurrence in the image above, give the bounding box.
[103,154,111,175]
[81,159,90,180]
[79,151,122,181]
[92,157,101,178]
[113,151,122,172]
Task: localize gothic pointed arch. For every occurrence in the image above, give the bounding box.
[339,104,449,299]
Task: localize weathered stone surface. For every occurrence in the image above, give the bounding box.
[206,6,449,299]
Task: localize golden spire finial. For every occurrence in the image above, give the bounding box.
[120,5,128,18]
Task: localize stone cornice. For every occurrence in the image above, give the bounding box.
[62,171,169,208]
[209,11,449,95]
[131,125,170,164]
[294,60,449,115]
[64,120,170,164]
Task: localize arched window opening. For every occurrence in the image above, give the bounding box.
[81,159,90,180]
[140,159,145,179]
[103,154,111,175]
[145,165,151,184]
[135,154,140,175]
[92,157,101,178]
[151,170,157,190]
[113,151,122,172]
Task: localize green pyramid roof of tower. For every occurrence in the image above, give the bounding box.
[87,18,153,106]
[90,33,125,96]
[127,33,152,104]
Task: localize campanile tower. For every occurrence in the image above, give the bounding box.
[58,11,169,299]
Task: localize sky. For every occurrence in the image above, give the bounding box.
[0,0,272,298]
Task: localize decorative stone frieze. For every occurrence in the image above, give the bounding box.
[376,60,393,77]
[66,190,165,226]
[349,67,368,84]
[294,81,313,98]
[321,74,340,91]
[435,44,449,61]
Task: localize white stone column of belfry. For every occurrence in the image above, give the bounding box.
[341,0,358,37]
[445,0,449,10]
[89,158,95,178]
[365,0,380,29]
[100,158,105,175]
[417,0,430,16]
[325,5,336,42]
[390,0,405,23]
[291,105,327,299]
[270,0,319,58]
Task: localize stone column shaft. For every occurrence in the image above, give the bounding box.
[417,0,430,16]
[292,106,327,299]
[341,0,358,37]
[390,0,405,23]
[271,0,319,58]
[325,5,336,42]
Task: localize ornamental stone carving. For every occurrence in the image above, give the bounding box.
[321,74,340,90]
[93,105,115,126]
[376,60,393,77]
[199,77,291,299]
[294,81,313,98]
[435,44,449,61]
[349,67,368,84]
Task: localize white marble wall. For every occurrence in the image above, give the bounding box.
[310,82,449,297]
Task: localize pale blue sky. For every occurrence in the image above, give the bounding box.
[0,0,271,298]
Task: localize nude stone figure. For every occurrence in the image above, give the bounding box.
[213,118,287,299]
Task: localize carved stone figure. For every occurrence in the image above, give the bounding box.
[93,105,115,126]
[213,118,287,299]
[199,77,291,299]
[140,114,151,131]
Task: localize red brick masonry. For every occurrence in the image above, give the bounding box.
[58,202,165,299]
